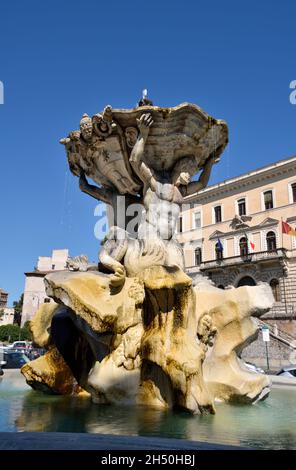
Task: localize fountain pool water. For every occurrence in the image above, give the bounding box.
[0,371,295,450]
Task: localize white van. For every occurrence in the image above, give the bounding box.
[7,341,30,351]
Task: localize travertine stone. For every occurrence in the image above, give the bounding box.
[45,270,145,334]
[43,267,216,413]
[21,346,86,396]
[29,302,59,348]
[194,278,273,403]
[23,262,273,410]
[138,266,215,414]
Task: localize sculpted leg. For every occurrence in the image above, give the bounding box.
[99,226,128,287]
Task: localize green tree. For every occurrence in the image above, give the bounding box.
[0,324,21,343]
[13,293,23,325]
[0,322,32,343]
[21,321,32,341]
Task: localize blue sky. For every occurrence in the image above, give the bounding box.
[0,0,295,304]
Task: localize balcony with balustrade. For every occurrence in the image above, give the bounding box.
[186,248,287,274]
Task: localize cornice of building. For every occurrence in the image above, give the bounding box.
[24,269,67,277]
[208,217,279,240]
[180,203,295,236]
[185,154,296,203]
[24,271,47,277]
[287,216,296,223]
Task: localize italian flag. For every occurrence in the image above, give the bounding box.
[249,240,255,251]
[244,232,255,251]
[282,220,296,236]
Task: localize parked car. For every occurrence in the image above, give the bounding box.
[244,361,265,374]
[1,350,30,369]
[238,358,265,374]
[0,346,7,370]
[27,348,43,360]
[7,341,31,352]
[276,365,296,378]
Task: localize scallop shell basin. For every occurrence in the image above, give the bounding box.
[111,102,228,172]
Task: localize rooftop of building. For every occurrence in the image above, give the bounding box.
[24,248,70,277]
[24,269,66,276]
[187,154,296,200]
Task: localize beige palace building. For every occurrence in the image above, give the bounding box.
[21,249,69,326]
[178,155,296,340]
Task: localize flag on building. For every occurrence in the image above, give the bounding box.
[216,238,223,252]
[243,231,255,251]
[282,220,296,236]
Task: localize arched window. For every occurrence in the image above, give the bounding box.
[239,237,248,257]
[215,242,223,261]
[270,279,280,302]
[266,231,276,252]
[237,276,256,287]
[195,247,202,266]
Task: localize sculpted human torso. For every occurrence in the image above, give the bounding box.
[140,181,182,240]
[130,114,215,244]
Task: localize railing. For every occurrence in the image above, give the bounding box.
[256,319,296,349]
[186,248,287,271]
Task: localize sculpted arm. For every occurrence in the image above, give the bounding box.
[130,113,156,188]
[185,153,216,196]
[79,172,113,205]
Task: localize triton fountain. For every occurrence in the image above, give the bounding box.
[21,96,273,413]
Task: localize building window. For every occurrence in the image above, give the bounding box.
[214,205,222,223]
[239,237,248,257]
[264,190,273,210]
[44,298,51,303]
[218,284,225,289]
[193,211,201,229]
[52,264,55,270]
[215,242,223,261]
[178,217,183,233]
[266,231,276,252]
[195,247,202,266]
[270,279,280,302]
[291,183,296,203]
[237,276,256,287]
[237,198,246,216]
